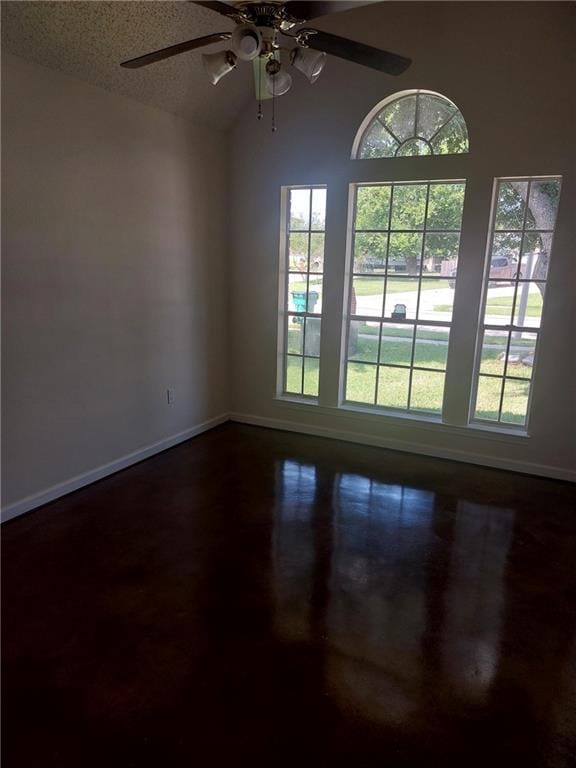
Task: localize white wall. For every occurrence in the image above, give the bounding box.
[2,3,574,517]
[229,2,575,479]
[2,53,229,510]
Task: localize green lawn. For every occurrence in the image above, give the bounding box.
[474,375,530,425]
[343,325,530,422]
[345,326,447,412]
[349,323,448,341]
[348,326,448,369]
[485,292,542,317]
[345,361,445,412]
[479,334,534,379]
[285,355,319,396]
[289,277,445,296]
[434,292,543,318]
[352,277,445,295]
[289,277,323,293]
[286,321,531,423]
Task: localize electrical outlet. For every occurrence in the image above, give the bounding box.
[167,388,175,405]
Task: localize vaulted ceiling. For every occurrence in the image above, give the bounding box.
[2,1,391,130]
[1,1,252,129]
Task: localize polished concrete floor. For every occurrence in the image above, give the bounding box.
[2,423,576,766]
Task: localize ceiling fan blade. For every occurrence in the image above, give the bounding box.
[301,29,411,75]
[283,1,378,22]
[192,1,241,19]
[121,32,231,68]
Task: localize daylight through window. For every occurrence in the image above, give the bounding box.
[472,177,562,427]
[344,181,466,415]
[354,91,469,159]
[281,186,327,397]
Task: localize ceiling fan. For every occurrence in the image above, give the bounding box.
[121,1,411,128]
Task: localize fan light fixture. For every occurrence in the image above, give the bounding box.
[231,24,262,61]
[265,59,292,97]
[290,47,326,84]
[202,50,237,85]
[120,1,413,132]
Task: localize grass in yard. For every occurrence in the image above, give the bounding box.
[345,326,530,422]
[434,291,543,317]
[485,292,542,317]
[345,331,448,413]
[348,323,449,367]
[345,361,445,413]
[353,324,447,341]
[479,333,535,378]
[285,355,319,397]
[289,276,324,293]
[352,277,445,296]
[346,358,530,422]
[290,277,445,296]
[474,375,530,425]
[389,279,445,292]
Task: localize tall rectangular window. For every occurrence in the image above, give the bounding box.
[343,181,466,416]
[280,186,326,398]
[471,177,562,427]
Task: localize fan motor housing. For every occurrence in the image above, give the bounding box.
[239,3,289,26]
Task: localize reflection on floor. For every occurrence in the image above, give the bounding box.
[274,463,515,729]
[3,423,576,765]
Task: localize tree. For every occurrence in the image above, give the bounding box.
[509,181,559,295]
[354,183,465,275]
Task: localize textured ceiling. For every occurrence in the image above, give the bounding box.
[1,1,255,129]
[1,1,394,130]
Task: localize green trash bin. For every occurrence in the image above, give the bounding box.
[291,291,319,322]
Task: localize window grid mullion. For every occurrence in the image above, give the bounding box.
[372,184,395,405]
[377,115,401,146]
[282,187,326,398]
[407,183,431,410]
[494,178,530,422]
[472,176,561,429]
[283,224,291,392]
[427,109,458,144]
[355,228,461,234]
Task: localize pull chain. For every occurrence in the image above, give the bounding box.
[257,57,262,120]
[272,74,276,133]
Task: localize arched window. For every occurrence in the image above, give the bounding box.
[353,90,469,159]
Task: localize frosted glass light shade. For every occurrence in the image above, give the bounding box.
[231,25,262,61]
[291,47,326,84]
[202,50,237,85]
[265,68,292,96]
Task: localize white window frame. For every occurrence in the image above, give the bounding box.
[341,179,467,420]
[351,89,469,160]
[469,175,563,433]
[273,92,565,444]
[276,184,326,400]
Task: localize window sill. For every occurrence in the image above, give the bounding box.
[276,394,319,406]
[273,397,530,442]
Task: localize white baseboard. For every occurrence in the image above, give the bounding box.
[1,413,230,523]
[3,409,572,523]
[229,412,576,483]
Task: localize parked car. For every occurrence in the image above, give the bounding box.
[364,259,386,272]
[489,256,522,283]
[449,256,522,288]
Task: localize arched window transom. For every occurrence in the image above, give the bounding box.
[353,90,469,159]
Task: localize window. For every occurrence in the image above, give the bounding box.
[471,177,562,427]
[276,95,565,442]
[353,90,469,159]
[280,186,327,398]
[344,181,466,415]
